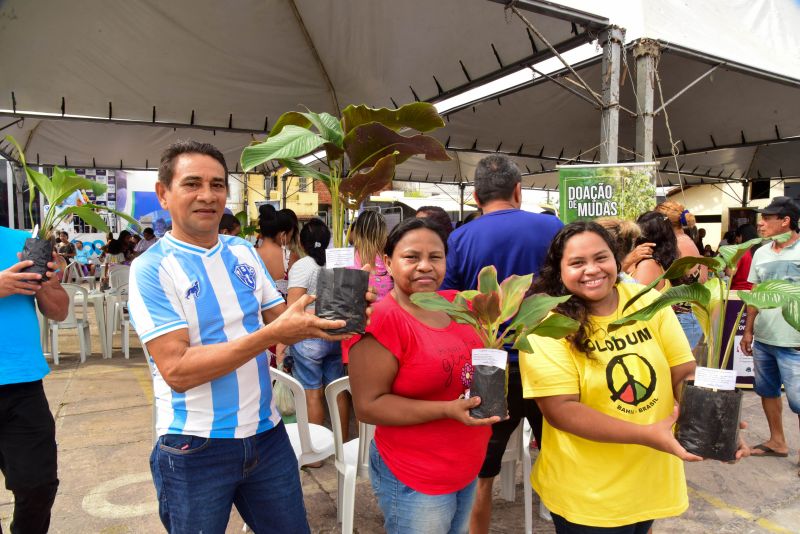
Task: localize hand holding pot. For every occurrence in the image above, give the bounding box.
[446,396,503,427]
[270,294,352,344]
[646,404,703,462]
[0,259,44,297]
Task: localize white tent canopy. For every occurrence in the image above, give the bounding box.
[0,0,605,170]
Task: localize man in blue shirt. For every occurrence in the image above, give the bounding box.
[442,154,563,534]
[0,228,68,534]
[129,141,362,533]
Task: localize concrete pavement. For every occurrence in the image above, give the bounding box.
[1,326,799,533]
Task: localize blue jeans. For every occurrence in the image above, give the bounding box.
[290,338,344,390]
[150,422,310,534]
[752,341,800,414]
[676,312,703,349]
[369,441,476,534]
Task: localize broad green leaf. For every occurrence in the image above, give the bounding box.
[472,291,501,326]
[524,313,580,340]
[511,294,572,331]
[58,205,111,233]
[770,231,793,244]
[340,153,396,208]
[82,203,141,229]
[692,277,724,346]
[477,266,500,295]
[241,126,325,171]
[301,110,344,148]
[782,298,800,332]
[278,158,333,190]
[268,111,312,138]
[48,168,108,208]
[498,274,533,323]
[343,122,450,173]
[341,102,445,135]
[24,166,55,204]
[717,238,764,270]
[514,334,535,354]
[460,290,480,301]
[410,292,469,314]
[234,210,249,228]
[622,255,721,312]
[610,284,711,331]
[739,280,800,332]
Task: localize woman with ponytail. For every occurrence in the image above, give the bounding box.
[286,218,347,449]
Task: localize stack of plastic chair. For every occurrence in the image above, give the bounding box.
[106,283,131,358]
[324,376,374,534]
[108,264,130,289]
[63,260,95,290]
[50,283,91,364]
[499,419,534,534]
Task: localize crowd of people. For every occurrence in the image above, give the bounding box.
[1,140,799,534]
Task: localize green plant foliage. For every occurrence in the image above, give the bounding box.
[6,135,140,239]
[410,265,578,350]
[240,102,450,247]
[616,167,657,221]
[615,232,799,369]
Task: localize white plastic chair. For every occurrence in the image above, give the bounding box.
[269,366,334,468]
[63,260,95,290]
[499,419,534,534]
[106,283,131,358]
[50,283,91,364]
[109,264,130,289]
[324,377,374,534]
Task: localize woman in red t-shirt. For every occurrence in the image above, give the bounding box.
[349,217,499,534]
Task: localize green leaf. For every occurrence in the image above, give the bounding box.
[341,102,445,135]
[278,158,333,190]
[343,122,450,173]
[610,284,710,331]
[511,294,572,331]
[782,299,800,332]
[622,255,721,312]
[340,152,396,209]
[241,126,325,171]
[409,292,478,328]
[301,110,344,148]
[460,290,480,301]
[739,280,800,331]
[717,237,764,270]
[58,205,111,233]
[514,334,535,353]
[498,274,533,323]
[477,266,500,295]
[525,313,580,340]
[770,231,793,244]
[268,111,312,138]
[48,168,108,208]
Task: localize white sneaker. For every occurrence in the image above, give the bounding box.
[539,501,553,522]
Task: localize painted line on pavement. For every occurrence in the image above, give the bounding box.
[688,487,794,534]
[131,364,154,404]
[82,472,158,519]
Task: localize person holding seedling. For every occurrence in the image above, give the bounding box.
[741,197,800,466]
[350,217,501,534]
[521,221,704,533]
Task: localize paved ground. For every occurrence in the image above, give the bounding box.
[1,321,799,533]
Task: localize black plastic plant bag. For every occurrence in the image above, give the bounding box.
[21,237,53,278]
[315,267,369,334]
[675,381,742,462]
[469,350,509,419]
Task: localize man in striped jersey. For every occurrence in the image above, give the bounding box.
[129,141,355,533]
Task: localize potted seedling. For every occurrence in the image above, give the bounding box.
[241,102,450,332]
[6,135,140,277]
[411,266,580,418]
[609,234,800,460]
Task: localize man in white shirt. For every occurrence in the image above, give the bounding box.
[132,227,158,257]
[129,140,361,533]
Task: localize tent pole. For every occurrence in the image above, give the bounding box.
[741,181,750,208]
[281,174,287,210]
[634,40,660,162]
[459,182,465,222]
[600,27,624,164]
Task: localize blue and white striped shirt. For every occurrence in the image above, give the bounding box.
[129,232,284,438]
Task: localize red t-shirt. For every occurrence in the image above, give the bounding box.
[730,249,754,290]
[365,291,491,495]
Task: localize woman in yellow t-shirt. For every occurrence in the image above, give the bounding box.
[520,221,700,533]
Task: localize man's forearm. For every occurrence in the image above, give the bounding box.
[36,280,69,321]
[743,305,757,334]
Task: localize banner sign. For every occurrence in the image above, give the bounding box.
[558,163,658,223]
[722,298,754,387]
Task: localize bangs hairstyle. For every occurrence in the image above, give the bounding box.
[531,221,621,356]
[384,217,448,258]
[158,140,228,188]
[351,210,388,267]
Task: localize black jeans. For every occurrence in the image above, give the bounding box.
[0,380,59,534]
[478,361,544,478]
[552,513,654,534]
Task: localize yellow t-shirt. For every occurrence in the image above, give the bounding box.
[520,282,694,527]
